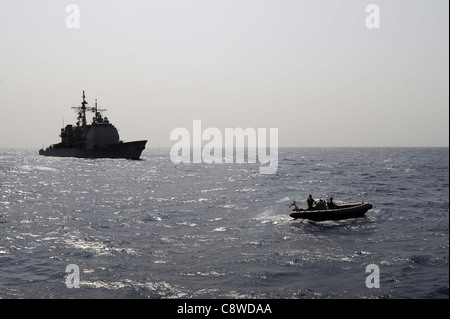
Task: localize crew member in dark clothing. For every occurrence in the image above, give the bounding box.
[327,197,338,209]
[307,195,314,209]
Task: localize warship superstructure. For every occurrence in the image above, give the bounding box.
[39,91,147,159]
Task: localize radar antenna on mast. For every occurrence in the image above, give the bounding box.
[70,91,108,125]
[91,99,107,114]
[71,90,89,127]
[91,99,108,123]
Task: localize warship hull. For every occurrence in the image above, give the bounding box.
[39,140,147,160]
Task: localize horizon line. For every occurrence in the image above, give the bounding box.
[2,145,449,150]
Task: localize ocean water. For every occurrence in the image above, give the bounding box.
[0,147,448,299]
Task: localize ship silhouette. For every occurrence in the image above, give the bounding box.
[39,91,147,159]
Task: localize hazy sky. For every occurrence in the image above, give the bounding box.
[0,0,448,148]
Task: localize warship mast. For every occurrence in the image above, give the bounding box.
[81,90,88,128]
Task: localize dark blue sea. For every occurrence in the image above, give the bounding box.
[0,147,448,299]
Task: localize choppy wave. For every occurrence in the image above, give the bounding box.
[0,147,448,299]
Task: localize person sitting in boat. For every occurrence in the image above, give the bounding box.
[315,199,327,210]
[307,195,314,210]
[327,197,338,209]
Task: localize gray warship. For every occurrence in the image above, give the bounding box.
[39,91,147,160]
